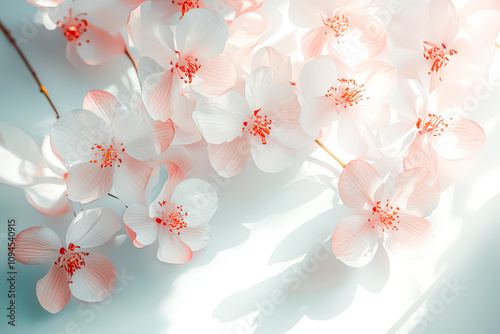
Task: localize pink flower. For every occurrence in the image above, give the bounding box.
[13,208,120,313]
[377,79,486,172]
[289,0,386,63]
[123,168,218,264]
[193,66,313,177]
[0,122,70,215]
[50,90,174,204]
[388,0,500,90]
[299,58,396,158]
[35,1,129,65]
[332,160,440,267]
[128,7,237,121]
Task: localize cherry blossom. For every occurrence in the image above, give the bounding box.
[299,57,396,158]
[50,90,174,204]
[0,122,69,215]
[12,208,120,313]
[123,170,218,263]
[34,0,132,65]
[127,7,237,121]
[332,160,440,267]
[289,0,386,63]
[193,66,312,177]
[377,79,486,172]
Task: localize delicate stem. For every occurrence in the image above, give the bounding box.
[315,139,346,168]
[0,20,60,119]
[108,193,128,208]
[124,48,139,76]
[496,41,500,49]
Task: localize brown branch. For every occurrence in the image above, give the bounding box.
[315,139,346,168]
[0,20,60,119]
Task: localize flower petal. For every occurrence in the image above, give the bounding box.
[36,265,71,314]
[75,25,125,65]
[157,227,193,264]
[179,224,211,252]
[251,136,296,173]
[66,162,114,203]
[175,9,228,59]
[69,253,115,302]
[141,64,180,122]
[13,226,61,265]
[429,0,459,44]
[390,168,440,217]
[193,91,250,145]
[332,214,379,267]
[433,118,486,160]
[300,27,329,60]
[191,54,237,97]
[82,90,120,126]
[385,213,434,258]
[225,12,267,57]
[114,155,153,206]
[171,178,218,227]
[123,204,159,246]
[404,134,438,172]
[66,208,121,249]
[339,160,382,210]
[299,57,338,98]
[245,66,292,111]
[207,136,250,178]
[299,96,335,137]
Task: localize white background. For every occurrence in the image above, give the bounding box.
[1,1,500,333]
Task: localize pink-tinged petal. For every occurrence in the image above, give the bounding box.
[36,265,71,314]
[404,134,438,172]
[66,208,121,249]
[376,123,417,159]
[429,0,459,45]
[141,66,180,122]
[300,27,329,60]
[171,178,218,227]
[175,9,228,58]
[390,168,440,217]
[251,136,296,173]
[337,111,369,158]
[51,109,110,165]
[269,95,313,149]
[123,204,159,246]
[351,61,396,106]
[385,213,434,258]
[25,181,70,216]
[339,160,382,211]
[251,46,290,77]
[299,57,338,97]
[190,54,237,97]
[66,162,114,203]
[13,226,61,265]
[112,111,158,161]
[225,13,267,56]
[332,214,379,267]
[124,224,146,248]
[300,96,335,137]
[82,90,120,126]
[207,136,250,178]
[127,2,177,65]
[114,156,153,206]
[245,66,292,111]
[153,119,175,154]
[433,118,486,160]
[75,25,125,65]
[69,253,115,302]
[179,224,211,251]
[193,91,250,144]
[157,227,193,263]
[170,97,202,146]
[219,0,264,15]
[289,0,336,29]
[342,12,386,61]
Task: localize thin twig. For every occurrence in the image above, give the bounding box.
[0,20,60,119]
[124,48,139,76]
[496,41,500,49]
[315,139,346,168]
[108,193,128,208]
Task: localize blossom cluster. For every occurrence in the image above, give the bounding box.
[1,0,498,314]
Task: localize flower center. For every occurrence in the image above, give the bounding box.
[55,243,89,284]
[90,143,125,168]
[156,202,188,235]
[321,14,349,39]
[326,78,367,108]
[242,109,272,145]
[171,51,201,84]
[423,42,457,78]
[369,200,400,232]
[416,113,451,136]
[57,9,88,44]
[173,0,200,19]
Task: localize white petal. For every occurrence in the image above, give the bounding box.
[179,224,211,252]
[69,253,115,302]
[66,162,114,203]
[123,204,159,246]
[171,178,218,227]
[157,227,193,264]
[66,208,121,249]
